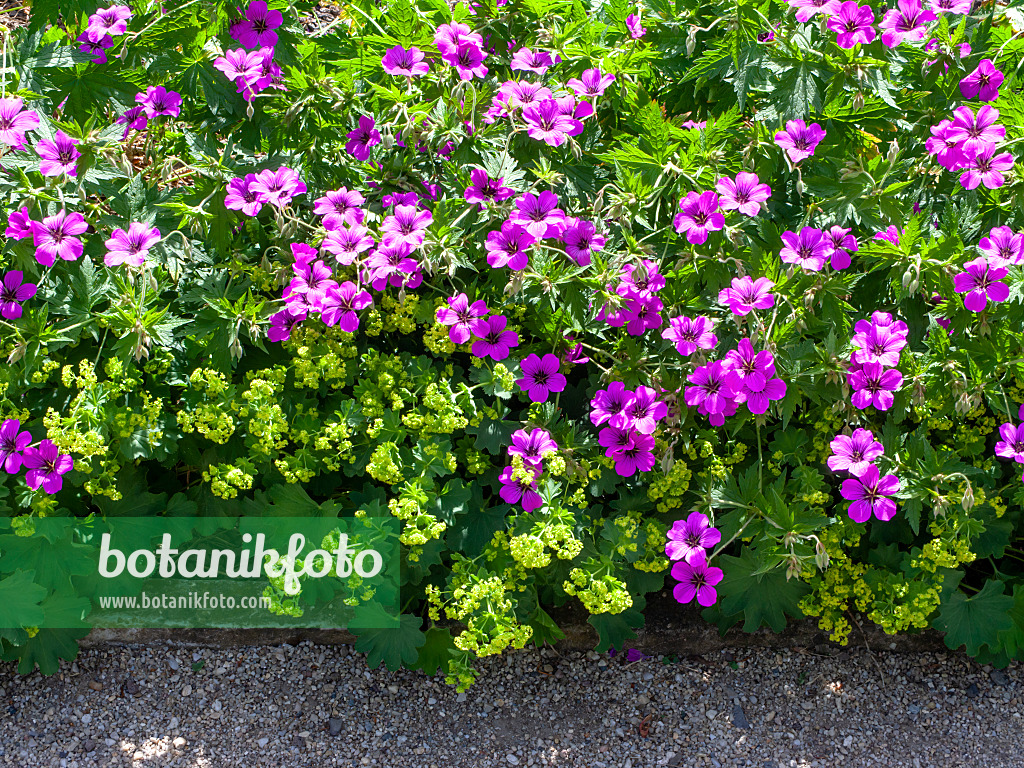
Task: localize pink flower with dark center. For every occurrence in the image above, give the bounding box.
[828,428,884,476]
[662,315,717,357]
[30,210,88,266]
[613,432,656,476]
[517,353,567,403]
[787,0,841,22]
[723,338,787,414]
[995,422,1024,463]
[926,119,968,171]
[978,226,1024,267]
[104,222,160,267]
[23,439,75,494]
[268,305,306,342]
[671,551,723,606]
[620,291,663,336]
[249,167,307,207]
[522,99,584,147]
[320,281,373,332]
[851,323,906,367]
[929,0,972,13]
[444,41,488,81]
[948,105,1005,155]
[363,241,419,288]
[78,32,114,63]
[960,59,1004,102]
[823,225,859,269]
[0,418,32,473]
[780,226,830,272]
[590,382,636,427]
[322,224,374,265]
[485,221,535,270]
[685,361,736,415]
[285,259,337,308]
[136,86,182,118]
[499,464,543,512]
[509,192,566,239]
[621,260,665,296]
[626,13,647,38]
[0,97,39,149]
[314,188,365,227]
[345,116,381,161]
[828,1,876,47]
[774,119,826,163]
[849,361,903,411]
[434,23,484,56]
[666,512,722,564]
[86,5,132,39]
[623,385,668,435]
[115,105,148,140]
[715,173,771,217]
[718,276,775,315]
[958,144,1015,191]
[879,0,935,47]
[381,205,433,249]
[511,47,554,75]
[673,191,724,245]
[0,271,37,320]
[382,45,429,77]
[508,428,558,467]
[36,130,81,177]
[5,207,32,240]
[213,48,263,83]
[561,219,605,266]
[234,1,283,49]
[464,168,515,207]
[471,315,519,361]
[953,256,1009,311]
[225,174,264,217]
[436,293,489,344]
[841,464,900,522]
[565,68,616,98]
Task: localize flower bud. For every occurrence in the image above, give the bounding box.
[961,483,975,512]
[852,91,864,111]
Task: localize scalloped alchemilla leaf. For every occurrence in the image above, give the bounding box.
[715,549,809,633]
[934,579,1015,656]
[352,613,426,671]
[0,570,46,629]
[588,599,645,653]
[411,627,458,676]
[0,595,91,675]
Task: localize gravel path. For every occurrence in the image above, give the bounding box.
[0,643,1020,767]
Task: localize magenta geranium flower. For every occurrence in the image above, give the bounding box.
[851,323,906,367]
[320,281,373,332]
[5,207,32,240]
[250,167,307,207]
[718,276,775,315]
[948,105,1005,155]
[566,68,616,98]
[930,0,972,13]
[958,144,1015,191]
[0,271,37,320]
[590,382,636,427]
[115,105,148,139]
[621,386,668,435]
[620,260,665,296]
[788,0,841,20]
[104,222,161,268]
[823,225,859,269]
[671,552,723,607]
[510,191,566,239]
[511,47,554,75]
[517,353,567,403]
[436,293,489,344]
[827,428,884,476]
[828,1,876,47]
[618,291,663,336]
[433,22,484,56]
[225,174,264,217]
[23,439,74,494]
[508,428,558,466]
[723,338,787,414]
[774,119,826,163]
[443,41,489,81]
[30,210,88,266]
[978,226,1024,267]
[0,98,39,149]
[685,361,736,416]
[715,173,771,217]
[136,86,182,118]
[381,205,433,249]
[85,4,132,39]
[0,418,32,473]
[213,48,263,83]
[36,130,81,177]
[960,59,1004,102]
[599,423,636,457]
[285,259,338,309]
[363,242,420,289]
[322,224,374,265]
[626,13,647,38]
[498,464,543,512]
[879,0,935,47]
[613,432,656,476]
[485,221,535,270]
[464,169,515,207]
[953,256,1009,311]
[561,219,605,266]
[314,187,365,227]
[673,191,724,245]
[345,116,381,161]
[849,361,903,411]
[995,423,1024,463]
[471,314,519,361]
[666,512,722,563]
[780,226,830,272]
[522,99,584,147]
[268,305,306,342]
[926,120,968,171]
[662,315,717,357]
[841,464,900,523]
[233,1,283,48]
[78,31,114,63]
[382,45,429,77]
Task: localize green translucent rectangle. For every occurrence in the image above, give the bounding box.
[0,516,400,630]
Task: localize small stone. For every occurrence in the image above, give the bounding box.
[456,692,467,703]
[172,738,186,749]
[80,714,92,725]
[87,681,102,692]
[764,710,776,722]
[731,704,750,730]
[329,718,343,737]
[507,755,520,765]
[257,737,269,748]
[966,684,980,699]
[387,685,399,694]
[705,709,718,720]
[990,670,1011,687]
[428,697,437,705]
[124,678,140,696]
[180,685,192,697]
